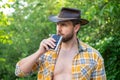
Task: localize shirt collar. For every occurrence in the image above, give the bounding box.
[57,39,87,53]
[77,39,87,53]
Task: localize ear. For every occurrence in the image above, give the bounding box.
[74,24,80,33]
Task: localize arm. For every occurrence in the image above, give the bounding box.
[15,38,56,77]
[15,50,43,77]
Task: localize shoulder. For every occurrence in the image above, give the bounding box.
[79,40,104,62]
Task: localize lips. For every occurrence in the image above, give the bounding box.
[57,32,62,35]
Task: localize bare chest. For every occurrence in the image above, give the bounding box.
[53,51,77,80]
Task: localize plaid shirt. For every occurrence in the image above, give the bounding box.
[15,40,106,80]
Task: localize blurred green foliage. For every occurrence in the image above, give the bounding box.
[0,0,120,80]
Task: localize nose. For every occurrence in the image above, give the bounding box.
[57,24,62,33]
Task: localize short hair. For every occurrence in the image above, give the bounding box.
[70,19,80,34]
[70,19,80,26]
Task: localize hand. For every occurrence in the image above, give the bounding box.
[38,37,56,54]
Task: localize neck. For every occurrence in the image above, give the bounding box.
[61,36,78,51]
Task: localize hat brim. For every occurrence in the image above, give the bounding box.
[49,15,89,25]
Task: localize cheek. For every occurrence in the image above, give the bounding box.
[57,26,74,34]
[63,28,68,31]
[62,28,70,34]
[64,28,74,35]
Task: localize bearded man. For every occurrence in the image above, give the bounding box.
[15,7,106,80]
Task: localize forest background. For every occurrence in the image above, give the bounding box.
[0,0,120,80]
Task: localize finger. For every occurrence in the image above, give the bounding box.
[49,37,56,42]
[42,42,49,50]
[45,40,55,48]
[42,39,55,49]
[47,38,56,46]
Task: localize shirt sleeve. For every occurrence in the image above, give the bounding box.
[90,57,106,80]
[15,61,39,77]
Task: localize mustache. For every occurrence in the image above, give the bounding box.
[57,32,64,36]
[57,32,62,35]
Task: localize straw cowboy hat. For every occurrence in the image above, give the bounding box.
[49,7,89,25]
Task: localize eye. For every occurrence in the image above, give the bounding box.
[56,22,67,26]
[61,23,66,26]
[56,23,59,25]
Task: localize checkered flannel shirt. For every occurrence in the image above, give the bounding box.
[15,40,106,80]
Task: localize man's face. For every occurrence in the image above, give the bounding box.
[56,20,75,42]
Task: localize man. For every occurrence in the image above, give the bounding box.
[15,7,106,80]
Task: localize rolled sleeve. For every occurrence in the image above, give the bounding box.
[15,61,39,77]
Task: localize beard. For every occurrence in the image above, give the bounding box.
[61,31,74,42]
